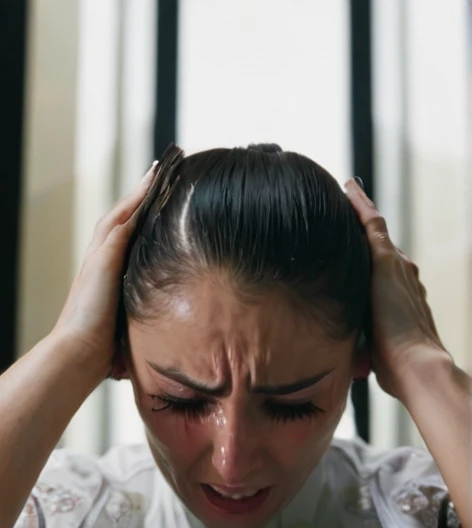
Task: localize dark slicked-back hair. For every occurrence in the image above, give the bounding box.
[122,143,370,340]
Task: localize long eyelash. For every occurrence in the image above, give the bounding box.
[150,395,212,420]
[149,395,324,423]
[263,400,324,423]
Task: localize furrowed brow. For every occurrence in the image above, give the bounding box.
[146,361,228,396]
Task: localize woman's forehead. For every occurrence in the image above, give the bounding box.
[128,277,354,385]
[133,276,341,349]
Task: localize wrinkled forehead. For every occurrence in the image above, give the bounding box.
[127,277,355,387]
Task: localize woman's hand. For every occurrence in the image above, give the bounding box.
[345,178,452,400]
[346,179,472,527]
[51,163,156,374]
[0,163,155,527]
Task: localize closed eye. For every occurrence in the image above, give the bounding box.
[150,395,214,420]
[262,400,324,422]
[149,394,324,423]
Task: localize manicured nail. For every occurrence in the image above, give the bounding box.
[141,161,158,183]
[354,176,364,190]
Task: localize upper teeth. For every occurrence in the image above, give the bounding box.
[210,486,259,500]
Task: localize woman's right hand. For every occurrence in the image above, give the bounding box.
[51,163,156,373]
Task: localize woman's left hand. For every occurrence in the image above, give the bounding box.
[344,178,453,401]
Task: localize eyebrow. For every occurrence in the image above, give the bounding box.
[252,368,335,395]
[147,361,228,396]
[146,361,335,397]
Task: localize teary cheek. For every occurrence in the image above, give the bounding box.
[145,411,210,464]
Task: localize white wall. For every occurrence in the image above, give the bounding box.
[178,0,352,181]
[371,0,407,450]
[407,0,469,370]
[406,0,470,447]
[371,0,470,449]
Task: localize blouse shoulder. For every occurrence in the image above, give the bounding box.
[329,437,462,527]
[14,445,151,528]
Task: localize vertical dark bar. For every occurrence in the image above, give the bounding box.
[350,0,374,195]
[154,0,179,159]
[0,0,29,372]
[349,0,373,443]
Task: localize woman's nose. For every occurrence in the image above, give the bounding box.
[211,408,265,485]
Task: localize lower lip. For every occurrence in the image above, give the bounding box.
[201,484,271,515]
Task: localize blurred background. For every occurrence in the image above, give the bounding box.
[1,0,471,455]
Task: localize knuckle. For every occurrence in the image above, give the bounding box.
[376,245,397,266]
[365,214,396,258]
[106,223,130,248]
[115,207,132,225]
[112,222,129,237]
[365,214,388,235]
[401,253,419,275]
[365,196,377,210]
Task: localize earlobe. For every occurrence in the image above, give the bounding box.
[109,342,131,381]
[352,344,371,382]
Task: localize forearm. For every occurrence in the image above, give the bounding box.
[0,331,108,526]
[398,352,472,528]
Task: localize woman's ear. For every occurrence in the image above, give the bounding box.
[352,337,371,381]
[109,340,131,381]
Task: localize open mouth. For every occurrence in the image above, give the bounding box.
[201,484,271,515]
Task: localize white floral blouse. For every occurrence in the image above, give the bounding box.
[14,437,461,527]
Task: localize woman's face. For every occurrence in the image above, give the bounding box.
[127,277,359,528]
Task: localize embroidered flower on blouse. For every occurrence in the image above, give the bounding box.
[105,490,135,525]
[34,482,82,515]
[102,490,144,527]
[395,481,453,528]
[341,477,378,518]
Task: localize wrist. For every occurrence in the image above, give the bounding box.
[45,329,112,385]
[393,346,455,406]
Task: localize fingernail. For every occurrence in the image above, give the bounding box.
[354,176,364,190]
[141,161,158,182]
